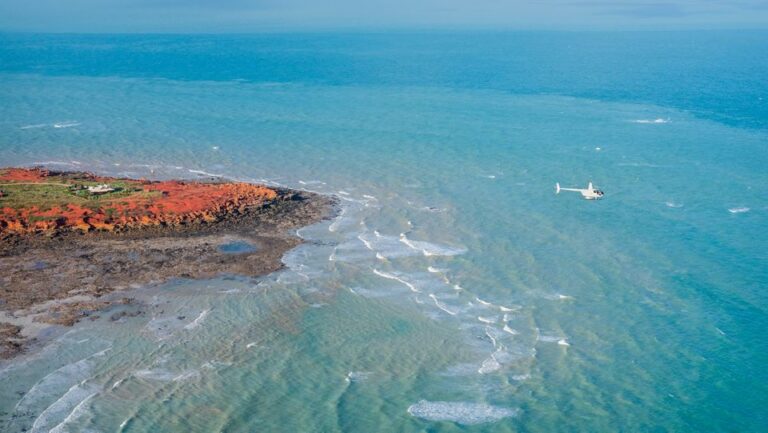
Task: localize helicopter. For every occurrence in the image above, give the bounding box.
[555,182,604,200]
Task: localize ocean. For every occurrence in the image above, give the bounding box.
[0,31,766,432]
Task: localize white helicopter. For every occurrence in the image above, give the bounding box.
[555,182,604,200]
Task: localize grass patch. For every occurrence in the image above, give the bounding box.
[0,179,157,212]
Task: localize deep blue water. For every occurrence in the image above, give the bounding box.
[1,31,767,128]
[0,31,766,432]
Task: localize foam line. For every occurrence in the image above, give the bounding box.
[47,392,97,433]
[502,325,519,335]
[184,309,210,330]
[475,297,493,307]
[429,294,457,315]
[188,169,223,178]
[373,269,419,292]
[407,400,518,424]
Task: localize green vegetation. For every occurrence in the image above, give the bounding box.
[0,177,158,212]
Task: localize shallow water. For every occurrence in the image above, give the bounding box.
[0,32,767,432]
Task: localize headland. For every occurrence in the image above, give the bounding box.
[0,167,334,358]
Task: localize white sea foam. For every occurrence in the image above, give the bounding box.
[173,370,201,382]
[427,266,448,273]
[502,325,519,335]
[499,305,518,312]
[328,208,346,232]
[632,118,669,124]
[453,284,464,291]
[246,342,258,348]
[20,123,47,129]
[538,335,568,345]
[32,160,78,167]
[407,400,518,425]
[15,347,109,413]
[475,297,493,307]
[399,233,466,257]
[218,288,241,294]
[665,201,684,208]
[46,391,98,433]
[478,354,502,374]
[373,269,419,292]
[52,121,81,129]
[728,207,750,214]
[484,326,499,348]
[134,369,177,381]
[345,371,372,382]
[429,294,457,315]
[478,316,496,324]
[30,384,96,433]
[188,169,223,178]
[357,234,374,250]
[184,309,210,330]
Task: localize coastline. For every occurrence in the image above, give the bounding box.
[0,168,336,359]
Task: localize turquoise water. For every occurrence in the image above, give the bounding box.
[0,32,766,432]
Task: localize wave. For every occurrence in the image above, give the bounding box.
[372,269,419,292]
[15,347,109,414]
[32,160,78,167]
[502,325,519,335]
[429,293,457,315]
[617,162,666,168]
[728,207,750,214]
[188,169,223,178]
[538,335,569,346]
[477,355,501,374]
[52,121,81,129]
[399,233,466,257]
[30,384,96,433]
[407,400,518,425]
[47,390,97,433]
[475,297,493,307]
[665,201,684,208]
[345,371,372,382]
[134,369,177,381]
[631,118,669,124]
[477,316,497,324]
[20,123,48,129]
[183,309,210,330]
[427,266,448,273]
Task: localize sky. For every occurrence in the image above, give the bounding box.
[0,0,767,32]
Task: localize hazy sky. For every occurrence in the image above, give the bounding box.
[1,0,767,32]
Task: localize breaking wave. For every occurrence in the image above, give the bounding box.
[407,400,519,424]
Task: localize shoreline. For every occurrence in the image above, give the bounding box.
[0,168,336,359]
